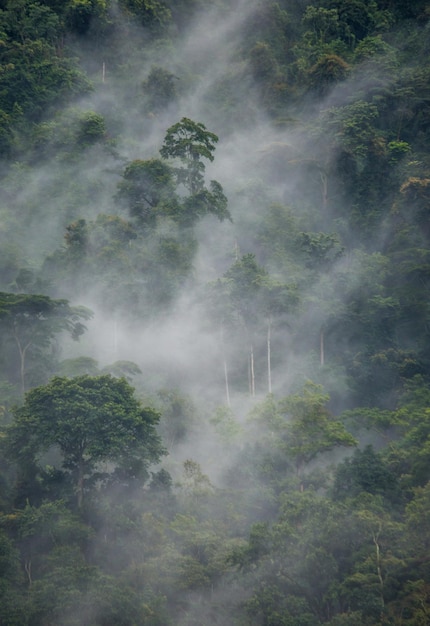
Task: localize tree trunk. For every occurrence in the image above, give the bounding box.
[267,318,272,394]
[250,344,255,397]
[373,526,385,610]
[24,559,32,586]
[320,170,328,210]
[320,327,325,366]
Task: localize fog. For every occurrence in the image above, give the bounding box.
[2,2,428,624]
[0,0,394,471]
[24,1,371,445]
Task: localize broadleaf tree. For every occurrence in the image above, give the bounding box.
[6,375,165,508]
[0,292,93,393]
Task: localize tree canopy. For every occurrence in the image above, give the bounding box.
[6,374,165,508]
[0,1,430,624]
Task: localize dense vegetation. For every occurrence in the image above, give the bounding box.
[0,0,430,624]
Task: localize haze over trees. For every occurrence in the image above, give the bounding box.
[0,0,430,624]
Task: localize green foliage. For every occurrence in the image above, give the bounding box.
[0,292,93,392]
[326,100,380,159]
[308,53,350,94]
[142,65,178,113]
[76,110,106,146]
[117,158,177,226]
[278,382,357,475]
[160,117,219,194]
[156,388,197,451]
[298,231,344,268]
[0,3,91,128]
[210,405,242,444]
[65,0,108,35]
[333,445,400,502]
[0,3,430,625]
[119,0,172,30]
[6,375,165,506]
[248,383,356,484]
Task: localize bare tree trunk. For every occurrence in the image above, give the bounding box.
[25,559,32,586]
[320,328,325,366]
[320,170,328,210]
[250,344,255,397]
[373,526,385,611]
[267,318,272,394]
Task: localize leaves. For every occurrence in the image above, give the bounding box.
[6,375,165,506]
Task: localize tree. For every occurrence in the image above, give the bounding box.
[0,292,93,393]
[0,528,28,624]
[160,117,219,195]
[278,382,357,480]
[119,0,172,30]
[156,388,197,452]
[332,445,399,503]
[65,0,108,35]
[116,158,178,227]
[308,54,350,95]
[142,65,178,114]
[0,2,91,128]
[225,254,268,396]
[6,375,165,507]
[76,110,106,147]
[117,120,230,230]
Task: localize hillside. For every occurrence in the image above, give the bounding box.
[0,1,430,624]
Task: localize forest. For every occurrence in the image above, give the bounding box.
[0,0,429,624]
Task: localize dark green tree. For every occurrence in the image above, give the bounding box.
[116,158,178,227]
[142,66,178,113]
[277,382,356,479]
[6,375,165,507]
[160,117,219,194]
[333,445,399,503]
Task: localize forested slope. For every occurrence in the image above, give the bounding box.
[0,1,430,624]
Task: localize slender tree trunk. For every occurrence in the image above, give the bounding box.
[373,526,385,611]
[320,327,325,366]
[250,343,255,397]
[320,170,328,210]
[267,318,272,394]
[24,559,32,586]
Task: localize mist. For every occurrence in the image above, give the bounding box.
[1,0,392,489]
[1,1,429,624]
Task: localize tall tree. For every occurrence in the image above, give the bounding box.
[160,117,230,223]
[0,292,92,393]
[6,375,165,508]
[160,117,219,195]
